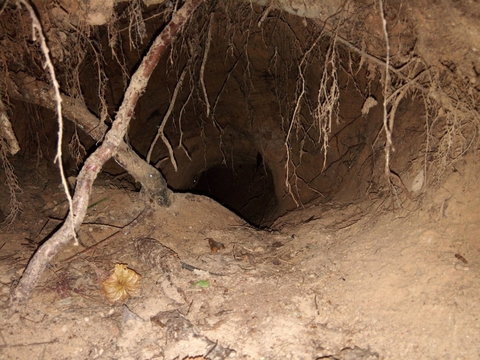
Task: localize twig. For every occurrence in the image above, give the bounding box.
[0,339,57,348]
[32,217,62,241]
[61,208,145,263]
[81,222,125,229]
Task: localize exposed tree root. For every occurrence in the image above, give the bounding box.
[11,0,206,304]
[7,72,171,206]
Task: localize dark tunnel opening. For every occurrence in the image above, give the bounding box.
[190,158,277,227]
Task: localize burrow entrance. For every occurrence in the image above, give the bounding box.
[190,157,277,226]
[2,0,475,231]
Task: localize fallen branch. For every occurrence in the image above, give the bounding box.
[11,0,206,304]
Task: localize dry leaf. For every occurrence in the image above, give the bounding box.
[361,96,378,115]
[102,264,141,303]
[207,237,225,254]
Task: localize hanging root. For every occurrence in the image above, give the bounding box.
[18,0,76,242]
[146,64,189,170]
[0,137,21,226]
[378,0,393,178]
[67,127,87,170]
[0,98,21,225]
[422,73,480,185]
[283,19,341,206]
[314,33,339,171]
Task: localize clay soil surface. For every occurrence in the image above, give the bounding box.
[0,155,479,360]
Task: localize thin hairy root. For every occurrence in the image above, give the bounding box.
[146,64,189,170]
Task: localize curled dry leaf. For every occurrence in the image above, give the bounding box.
[361,96,378,115]
[207,237,225,254]
[102,264,141,303]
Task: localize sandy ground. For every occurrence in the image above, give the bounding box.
[0,155,479,360]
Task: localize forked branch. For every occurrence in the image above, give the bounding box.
[11,0,206,304]
[8,72,172,207]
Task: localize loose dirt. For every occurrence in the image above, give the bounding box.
[1,154,479,359]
